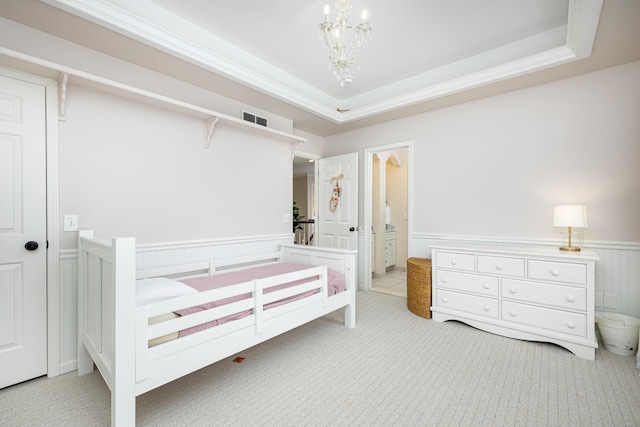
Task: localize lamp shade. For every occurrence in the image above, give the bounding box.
[553,205,588,228]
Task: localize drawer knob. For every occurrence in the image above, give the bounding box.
[566,295,576,303]
[441,277,448,284]
[483,305,491,312]
[441,297,448,304]
[509,310,517,317]
[495,264,503,271]
[551,269,560,277]
[509,287,517,294]
[567,322,576,329]
[450,260,457,265]
[483,283,490,290]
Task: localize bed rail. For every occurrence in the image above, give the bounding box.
[77,230,357,426]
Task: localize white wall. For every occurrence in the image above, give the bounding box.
[325,61,640,244]
[293,129,325,156]
[0,17,304,374]
[58,84,294,248]
[323,61,640,317]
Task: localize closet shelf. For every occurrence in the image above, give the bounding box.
[203,111,306,149]
[66,74,306,148]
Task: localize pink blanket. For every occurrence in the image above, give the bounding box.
[175,263,346,337]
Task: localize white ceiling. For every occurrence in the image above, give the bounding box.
[148,0,570,101]
[3,0,640,136]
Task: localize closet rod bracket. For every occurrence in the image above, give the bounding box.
[204,116,219,149]
[58,73,68,121]
[291,140,304,161]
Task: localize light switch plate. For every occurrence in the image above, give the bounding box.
[64,214,78,231]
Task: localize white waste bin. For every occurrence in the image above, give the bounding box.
[595,312,640,356]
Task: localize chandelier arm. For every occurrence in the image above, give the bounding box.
[319,0,372,85]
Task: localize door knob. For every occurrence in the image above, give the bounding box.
[25,241,39,251]
[349,227,356,232]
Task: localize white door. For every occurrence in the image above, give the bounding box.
[317,153,358,250]
[0,74,47,388]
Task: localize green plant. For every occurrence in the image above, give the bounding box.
[293,201,304,232]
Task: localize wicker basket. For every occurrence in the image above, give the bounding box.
[407,257,432,319]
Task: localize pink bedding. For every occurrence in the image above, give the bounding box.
[175,263,346,337]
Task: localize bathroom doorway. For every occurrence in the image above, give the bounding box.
[363,141,413,295]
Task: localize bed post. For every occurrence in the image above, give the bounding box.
[77,230,94,375]
[344,251,357,328]
[111,236,137,427]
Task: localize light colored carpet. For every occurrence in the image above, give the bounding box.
[2,291,639,426]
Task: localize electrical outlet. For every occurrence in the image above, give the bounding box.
[64,214,78,231]
[283,213,291,223]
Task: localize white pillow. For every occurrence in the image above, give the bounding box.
[136,277,198,307]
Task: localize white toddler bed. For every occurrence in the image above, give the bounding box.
[76,230,357,426]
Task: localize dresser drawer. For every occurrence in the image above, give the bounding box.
[477,255,524,277]
[502,301,586,337]
[436,289,499,319]
[502,278,587,311]
[435,270,498,297]
[435,251,475,272]
[527,260,587,285]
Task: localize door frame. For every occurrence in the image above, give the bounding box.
[363,140,413,290]
[0,65,60,377]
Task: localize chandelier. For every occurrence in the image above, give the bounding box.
[319,0,373,86]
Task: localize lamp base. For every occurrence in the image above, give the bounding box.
[558,231,583,252]
[559,246,581,252]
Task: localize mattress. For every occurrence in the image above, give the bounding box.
[140,263,346,346]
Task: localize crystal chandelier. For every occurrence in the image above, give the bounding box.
[319,0,373,86]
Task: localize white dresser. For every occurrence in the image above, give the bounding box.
[430,242,599,360]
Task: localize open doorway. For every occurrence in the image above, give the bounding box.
[363,141,413,294]
[292,151,319,245]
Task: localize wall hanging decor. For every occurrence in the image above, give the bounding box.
[329,173,344,212]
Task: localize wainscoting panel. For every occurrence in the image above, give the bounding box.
[59,253,78,375]
[56,232,639,373]
[412,233,640,318]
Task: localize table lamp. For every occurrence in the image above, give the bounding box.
[553,205,588,252]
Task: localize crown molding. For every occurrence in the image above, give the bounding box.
[41,0,603,125]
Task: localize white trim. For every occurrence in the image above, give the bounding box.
[39,0,603,125]
[0,45,306,146]
[60,233,294,258]
[412,232,640,252]
[136,233,292,252]
[293,150,322,161]
[0,65,60,377]
[567,0,604,57]
[45,78,61,378]
[363,140,414,291]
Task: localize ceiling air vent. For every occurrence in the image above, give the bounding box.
[242,110,268,127]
